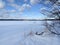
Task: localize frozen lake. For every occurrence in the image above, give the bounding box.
[0,21,60,45]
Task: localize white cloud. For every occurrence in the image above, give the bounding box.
[22,4,31,9]
[6,0,15,3]
[24,0,28,2]
[30,0,40,5]
[40,7,46,11]
[8,3,21,9]
[7,0,31,14]
[0,3,31,18]
[19,4,31,12]
[10,10,16,12]
[0,0,31,18]
[6,9,16,13]
[40,7,48,15]
[4,3,31,18]
[9,3,31,12]
[0,8,17,18]
[44,1,50,4]
[26,4,31,8]
[0,9,22,18]
[0,0,5,9]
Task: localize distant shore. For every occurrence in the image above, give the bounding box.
[0,19,60,21]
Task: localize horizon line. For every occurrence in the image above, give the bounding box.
[0,19,60,21]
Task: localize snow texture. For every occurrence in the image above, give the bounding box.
[0,21,60,45]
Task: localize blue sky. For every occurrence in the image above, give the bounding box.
[0,0,53,19]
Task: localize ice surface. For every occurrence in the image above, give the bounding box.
[0,21,60,45]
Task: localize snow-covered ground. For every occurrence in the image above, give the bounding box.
[0,21,60,45]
